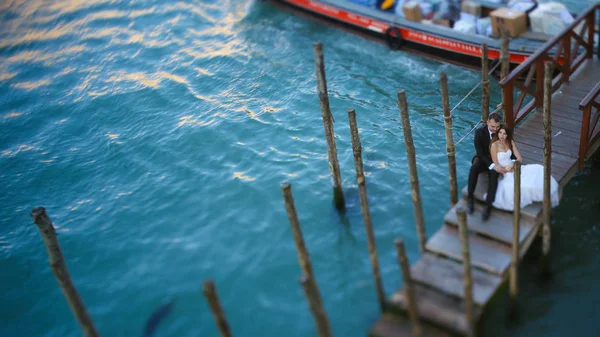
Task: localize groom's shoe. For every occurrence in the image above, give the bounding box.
[482,206,492,221]
[467,197,474,214]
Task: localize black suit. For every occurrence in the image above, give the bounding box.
[468,125,500,206]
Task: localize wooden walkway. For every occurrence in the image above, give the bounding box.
[369,45,600,337]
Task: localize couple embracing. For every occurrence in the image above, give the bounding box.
[467,113,560,221]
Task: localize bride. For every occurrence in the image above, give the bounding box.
[489,125,560,211]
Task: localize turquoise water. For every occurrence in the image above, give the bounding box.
[0,0,598,336]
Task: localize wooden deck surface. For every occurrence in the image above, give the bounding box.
[371,58,600,337]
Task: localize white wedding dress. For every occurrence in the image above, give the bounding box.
[492,150,560,211]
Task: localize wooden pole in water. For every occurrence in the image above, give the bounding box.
[299,274,332,337]
[348,108,386,312]
[440,72,458,206]
[481,43,490,122]
[397,90,427,253]
[509,161,521,319]
[203,280,233,337]
[394,239,423,337]
[456,206,474,337]
[348,108,364,178]
[501,31,510,123]
[281,182,323,305]
[541,62,554,278]
[313,41,345,210]
[500,31,510,82]
[30,207,100,337]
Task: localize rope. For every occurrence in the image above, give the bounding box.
[449,60,502,114]
[455,121,483,146]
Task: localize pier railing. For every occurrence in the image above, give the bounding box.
[499,3,600,128]
[578,82,600,169]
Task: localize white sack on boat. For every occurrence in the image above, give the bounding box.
[459,12,477,23]
[529,2,574,36]
[453,19,477,34]
[476,17,492,36]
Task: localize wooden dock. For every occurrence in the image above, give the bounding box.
[371,4,600,337]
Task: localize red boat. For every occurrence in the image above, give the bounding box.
[268,0,572,69]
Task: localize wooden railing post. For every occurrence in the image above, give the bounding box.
[587,14,594,59]
[563,32,571,82]
[540,62,554,278]
[397,89,427,253]
[536,59,545,112]
[500,31,510,82]
[579,105,592,169]
[509,161,521,319]
[481,43,490,122]
[502,82,514,128]
[440,72,458,206]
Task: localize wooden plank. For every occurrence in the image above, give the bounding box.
[460,175,542,220]
[518,119,582,141]
[444,199,536,245]
[410,252,503,306]
[425,225,512,276]
[516,142,576,173]
[389,283,482,336]
[369,314,450,337]
[513,133,578,157]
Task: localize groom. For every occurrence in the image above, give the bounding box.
[467,113,507,221]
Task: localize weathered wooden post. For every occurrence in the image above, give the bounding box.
[347,108,386,312]
[500,31,510,124]
[509,161,522,319]
[500,31,510,82]
[541,61,554,278]
[281,182,323,306]
[440,72,458,206]
[203,280,233,337]
[299,274,332,337]
[481,43,490,122]
[397,90,427,253]
[394,239,422,337]
[313,41,345,210]
[456,206,474,337]
[30,207,100,337]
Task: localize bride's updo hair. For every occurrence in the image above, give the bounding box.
[490,124,514,152]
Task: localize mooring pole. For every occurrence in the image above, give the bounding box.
[509,161,522,319]
[397,90,427,253]
[281,182,323,306]
[395,239,423,337]
[440,72,458,206]
[347,108,386,312]
[500,31,510,124]
[541,62,554,278]
[313,41,345,210]
[203,280,233,337]
[30,207,100,337]
[299,274,332,337]
[481,43,490,122]
[456,206,474,337]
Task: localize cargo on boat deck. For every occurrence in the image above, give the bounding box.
[490,8,527,37]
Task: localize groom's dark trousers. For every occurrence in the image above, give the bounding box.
[468,125,500,207]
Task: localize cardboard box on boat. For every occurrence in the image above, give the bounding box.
[490,8,527,37]
[403,1,422,22]
[461,0,482,17]
[433,19,451,27]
